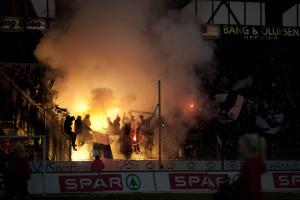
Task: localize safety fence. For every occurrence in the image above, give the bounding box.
[24,171,300,194]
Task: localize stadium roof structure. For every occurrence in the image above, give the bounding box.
[169,0,300,26]
[171,0,300,6]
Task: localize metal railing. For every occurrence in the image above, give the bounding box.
[0,70,71,161]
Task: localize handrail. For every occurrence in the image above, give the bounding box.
[0,70,69,138]
[0,71,56,128]
[0,69,72,160]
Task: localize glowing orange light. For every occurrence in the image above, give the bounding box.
[133,135,137,141]
[114,107,120,114]
[71,144,91,161]
[189,103,194,109]
[90,115,107,132]
[74,102,89,115]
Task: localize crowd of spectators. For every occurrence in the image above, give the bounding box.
[1,39,300,161]
[183,40,300,160]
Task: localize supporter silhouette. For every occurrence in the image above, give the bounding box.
[75,115,82,136]
[80,114,92,145]
[120,121,133,159]
[113,115,121,135]
[106,117,113,134]
[91,155,105,172]
[4,144,32,200]
[64,115,77,150]
[236,133,266,200]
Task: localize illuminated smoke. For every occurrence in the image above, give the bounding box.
[35,0,214,154]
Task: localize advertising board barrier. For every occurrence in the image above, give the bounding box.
[30,160,300,173]
[155,172,235,192]
[28,172,155,194]
[272,172,300,189]
[23,171,300,194]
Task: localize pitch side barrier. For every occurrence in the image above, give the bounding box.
[1,160,299,195]
[30,160,300,173]
[24,171,300,194]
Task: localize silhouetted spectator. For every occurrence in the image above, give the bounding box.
[75,116,82,135]
[120,122,133,159]
[74,116,83,147]
[4,144,32,200]
[106,117,113,134]
[91,155,105,172]
[236,134,266,200]
[113,115,121,135]
[64,115,77,150]
[80,114,92,145]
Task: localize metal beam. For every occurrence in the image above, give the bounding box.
[207,0,240,24]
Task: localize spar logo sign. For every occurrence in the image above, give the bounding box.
[126,174,141,191]
[273,172,300,188]
[169,173,228,190]
[59,174,123,192]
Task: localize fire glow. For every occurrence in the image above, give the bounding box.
[35,0,213,162]
[70,99,121,161]
[71,143,91,161]
[73,101,120,132]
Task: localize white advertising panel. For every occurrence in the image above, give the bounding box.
[7,171,300,194]
[155,171,239,192]
[44,172,155,194]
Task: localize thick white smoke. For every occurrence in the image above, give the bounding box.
[35,0,214,152]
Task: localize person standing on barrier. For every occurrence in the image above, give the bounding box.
[81,114,92,146]
[75,115,83,146]
[91,155,105,172]
[236,133,266,200]
[64,115,77,151]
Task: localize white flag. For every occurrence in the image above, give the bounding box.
[92,131,110,145]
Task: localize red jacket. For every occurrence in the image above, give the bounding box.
[91,159,105,172]
[237,157,265,200]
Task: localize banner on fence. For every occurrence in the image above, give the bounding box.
[24,171,300,194]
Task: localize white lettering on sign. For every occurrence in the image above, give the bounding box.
[59,174,123,192]
[169,173,228,190]
[80,178,92,189]
[273,173,300,188]
[189,176,200,186]
[109,177,122,188]
[65,178,76,190]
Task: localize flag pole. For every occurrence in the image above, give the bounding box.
[158,80,162,169]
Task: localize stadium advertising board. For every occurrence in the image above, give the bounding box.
[59,174,123,192]
[19,171,300,194]
[155,172,239,192]
[224,161,300,171]
[273,172,300,189]
[169,173,229,190]
[266,161,300,171]
[202,24,300,41]
[30,160,300,173]
[0,16,46,32]
[42,172,154,193]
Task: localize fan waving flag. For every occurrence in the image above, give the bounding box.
[92,131,113,159]
[92,131,110,145]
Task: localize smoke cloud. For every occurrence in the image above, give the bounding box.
[35,0,214,152]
